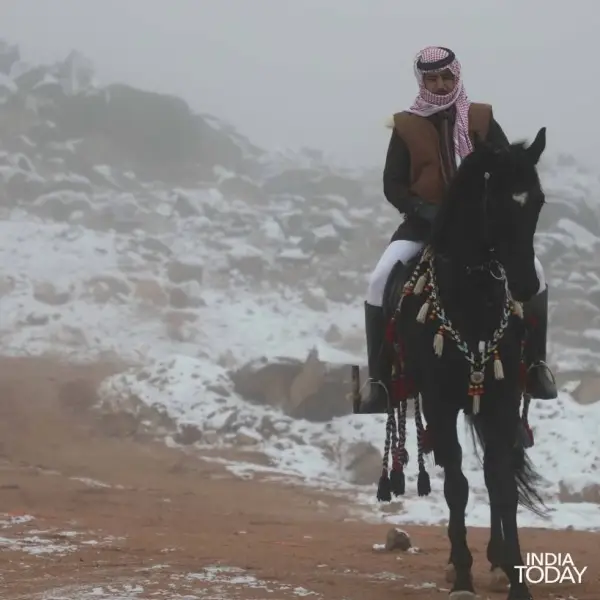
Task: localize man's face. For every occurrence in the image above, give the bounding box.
[423,69,456,95]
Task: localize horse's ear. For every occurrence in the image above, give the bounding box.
[526,127,546,164]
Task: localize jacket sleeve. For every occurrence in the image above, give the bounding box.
[383,128,419,213]
[383,128,439,223]
[487,116,510,147]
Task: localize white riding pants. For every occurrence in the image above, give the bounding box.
[365,240,546,307]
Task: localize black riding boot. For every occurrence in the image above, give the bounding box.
[360,302,393,413]
[524,286,557,399]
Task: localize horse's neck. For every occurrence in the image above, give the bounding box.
[431,198,488,265]
[434,257,505,344]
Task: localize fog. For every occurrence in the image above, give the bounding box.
[1,0,597,168]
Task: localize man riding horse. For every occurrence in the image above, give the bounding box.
[361,46,556,413]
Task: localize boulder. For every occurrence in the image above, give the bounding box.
[230,350,362,421]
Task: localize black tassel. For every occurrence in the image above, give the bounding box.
[377,469,392,501]
[390,467,405,496]
[417,468,431,496]
[518,419,534,448]
[377,411,395,502]
[414,395,431,497]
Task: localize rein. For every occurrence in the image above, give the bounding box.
[464,170,503,279]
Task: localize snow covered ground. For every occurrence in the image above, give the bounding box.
[0,167,598,531]
[0,211,598,529]
[98,355,600,530]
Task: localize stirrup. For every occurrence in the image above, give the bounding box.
[527,360,556,384]
[367,378,392,410]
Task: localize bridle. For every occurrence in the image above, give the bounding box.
[465,169,506,282]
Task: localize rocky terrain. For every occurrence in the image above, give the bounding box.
[0,39,599,517]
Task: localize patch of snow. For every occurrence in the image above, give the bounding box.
[0,534,78,555]
[99,350,600,529]
[0,514,35,528]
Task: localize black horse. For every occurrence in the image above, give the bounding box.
[374,128,550,600]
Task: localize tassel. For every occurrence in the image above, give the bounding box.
[433,329,444,357]
[417,469,431,496]
[398,447,409,465]
[468,369,484,415]
[390,467,406,496]
[416,301,430,323]
[420,426,433,454]
[414,395,431,497]
[493,351,504,380]
[396,400,409,468]
[377,412,395,502]
[518,420,534,448]
[513,301,524,319]
[413,273,427,295]
[377,469,392,501]
[519,360,527,390]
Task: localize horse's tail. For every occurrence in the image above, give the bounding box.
[464,413,549,519]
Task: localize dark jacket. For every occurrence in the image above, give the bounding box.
[385,109,509,242]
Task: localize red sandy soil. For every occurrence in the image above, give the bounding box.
[0,356,597,599]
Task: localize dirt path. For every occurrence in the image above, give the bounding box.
[0,356,597,599]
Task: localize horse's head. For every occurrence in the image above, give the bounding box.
[432,127,547,303]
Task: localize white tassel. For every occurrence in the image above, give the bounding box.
[472,394,481,414]
[414,273,427,295]
[513,301,524,319]
[494,356,505,380]
[416,302,429,323]
[433,331,444,357]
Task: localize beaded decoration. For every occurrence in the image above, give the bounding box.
[397,246,523,414]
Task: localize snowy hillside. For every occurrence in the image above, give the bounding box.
[0,39,599,528]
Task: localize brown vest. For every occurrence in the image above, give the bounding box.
[392,103,492,205]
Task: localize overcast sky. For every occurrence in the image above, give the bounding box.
[1,0,597,168]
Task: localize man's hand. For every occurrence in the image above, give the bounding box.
[410,198,439,224]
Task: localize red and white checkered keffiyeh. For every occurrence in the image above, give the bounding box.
[407,46,473,159]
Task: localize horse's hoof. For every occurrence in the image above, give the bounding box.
[507,587,533,600]
[449,592,476,600]
[488,566,509,592]
[445,563,456,583]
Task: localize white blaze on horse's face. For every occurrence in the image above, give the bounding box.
[512,191,528,206]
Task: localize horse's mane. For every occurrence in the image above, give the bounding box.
[428,151,487,255]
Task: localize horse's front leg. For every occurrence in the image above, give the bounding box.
[439,416,475,599]
[484,436,532,600]
[487,503,510,591]
[445,503,508,591]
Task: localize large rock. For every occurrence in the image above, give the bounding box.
[570,374,600,405]
[230,349,360,421]
[52,84,247,181]
[343,441,384,485]
[558,481,600,504]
